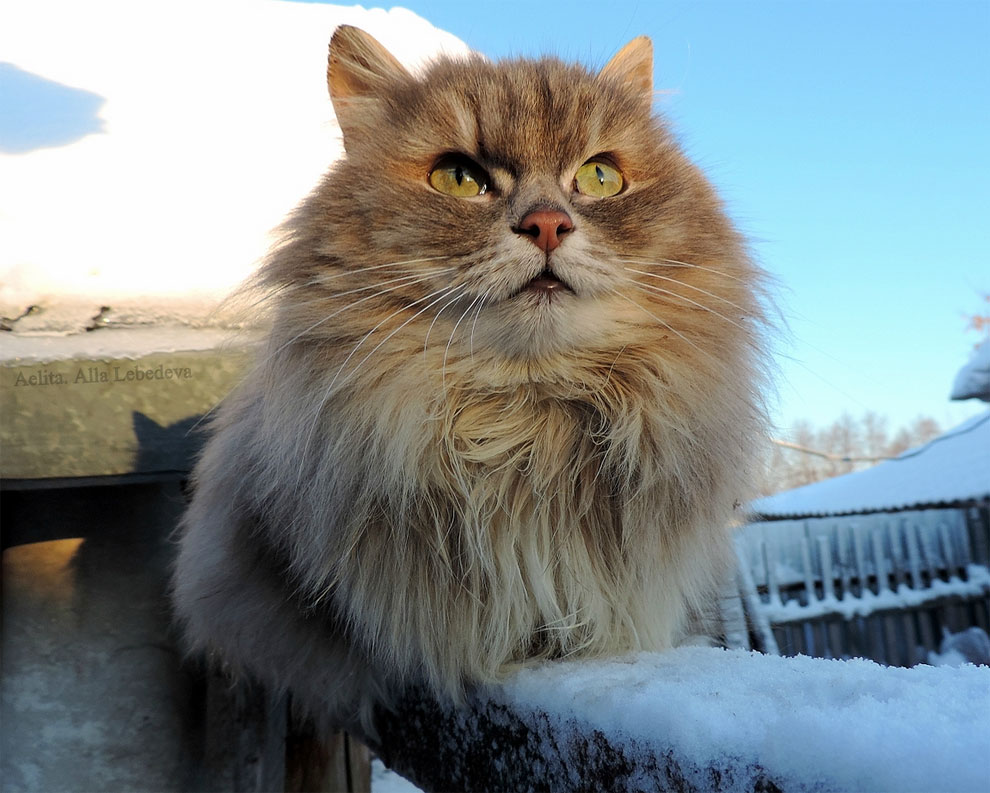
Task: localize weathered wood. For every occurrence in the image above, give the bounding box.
[285,726,371,793]
[202,671,288,793]
[370,686,785,793]
[200,672,371,793]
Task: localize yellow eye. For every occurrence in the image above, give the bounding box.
[574,160,624,197]
[428,156,488,197]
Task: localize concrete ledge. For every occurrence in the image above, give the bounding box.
[2,328,255,481]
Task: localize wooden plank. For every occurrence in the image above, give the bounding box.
[799,536,816,608]
[968,506,990,567]
[851,524,868,597]
[734,542,778,655]
[764,540,781,606]
[284,727,371,793]
[871,530,901,665]
[905,521,925,590]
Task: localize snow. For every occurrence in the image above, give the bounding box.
[495,646,990,793]
[0,0,468,330]
[372,758,424,793]
[0,327,256,362]
[750,411,990,518]
[929,627,990,668]
[952,337,990,401]
[761,564,990,623]
[737,507,972,588]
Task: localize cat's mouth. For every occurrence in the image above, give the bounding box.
[519,269,574,298]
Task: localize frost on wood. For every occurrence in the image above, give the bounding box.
[370,647,990,793]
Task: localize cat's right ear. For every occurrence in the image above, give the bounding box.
[328,26,410,151]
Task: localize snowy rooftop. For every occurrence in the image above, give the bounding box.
[952,337,990,402]
[750,410,990,518]
[0,0,468,333]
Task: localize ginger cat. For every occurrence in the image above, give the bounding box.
[173,25,771,732]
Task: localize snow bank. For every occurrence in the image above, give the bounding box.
[373,646,989,793]
[0,0,468,330]
[952,337,990,402]
[929,627,990,668]
[764,564,990,622]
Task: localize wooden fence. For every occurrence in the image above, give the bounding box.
[736,504,990,666]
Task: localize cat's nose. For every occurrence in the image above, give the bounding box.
[515,209,574,253]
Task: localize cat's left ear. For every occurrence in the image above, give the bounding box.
[598,36,653,100]
[327,25,410,150]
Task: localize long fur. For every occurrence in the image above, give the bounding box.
[172,27,772,732]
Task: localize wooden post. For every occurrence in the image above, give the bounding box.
[201,671,370,793]
[285,726,371,793]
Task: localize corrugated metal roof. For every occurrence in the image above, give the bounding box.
[749,410,990,519]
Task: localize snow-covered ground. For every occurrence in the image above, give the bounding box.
[0,0,468,330]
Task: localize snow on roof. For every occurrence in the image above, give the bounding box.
[951,337,990,401]
[750,410,990,519]
[499,646,989,793]
[0,0,468,332]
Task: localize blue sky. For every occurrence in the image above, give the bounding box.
[320,0,990,435]
[4,1,987,437]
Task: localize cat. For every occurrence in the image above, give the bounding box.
[171,25,771,734]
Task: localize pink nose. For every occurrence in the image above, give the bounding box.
[516,209,574,253]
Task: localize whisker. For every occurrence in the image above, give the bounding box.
[604,344,628,391]
[619,256,749,285]
[191,274,453,437]
[607,288,714,363]
[626,280,750,334]
[309,255,454,286]
[284,267,457,313]
[623,267,748,314]
[239,256,455,312]
[442,293,483,391]
[423,286,469,356]
[271,270,455,357]
[331,284,467,394]
[297,284,467,485]
[469,287,494,360]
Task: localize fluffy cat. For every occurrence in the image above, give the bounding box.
[172,25,770,733]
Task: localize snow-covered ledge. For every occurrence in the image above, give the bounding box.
[370,647,989,793]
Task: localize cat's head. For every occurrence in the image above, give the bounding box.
[267,26,765,372]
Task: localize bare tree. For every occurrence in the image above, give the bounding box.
[760,413,942,495]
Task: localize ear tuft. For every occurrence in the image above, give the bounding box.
[327,25,409,101]
[599,36,653,100]
[327,26,410,150]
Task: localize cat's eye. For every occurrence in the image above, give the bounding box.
[574,159,624,198]
[428,155,489,197]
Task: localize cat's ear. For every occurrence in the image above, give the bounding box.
[327,25,410,150]
[598,36,653,100]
